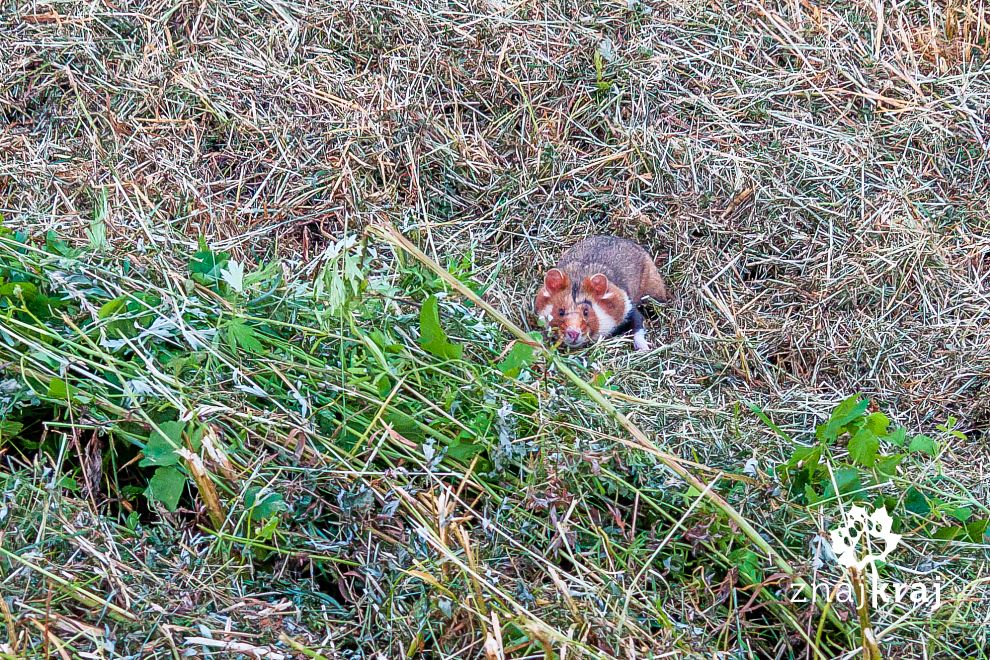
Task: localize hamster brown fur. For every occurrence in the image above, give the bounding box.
[534,236,669,350]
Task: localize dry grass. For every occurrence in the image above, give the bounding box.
[5,0,990,420]
[2,0,990,657]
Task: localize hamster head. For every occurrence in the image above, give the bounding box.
[534,269,629,347]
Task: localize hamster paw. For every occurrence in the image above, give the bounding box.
[633,329,650,351]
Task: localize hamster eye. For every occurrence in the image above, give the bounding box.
[558,308,565,317]
[582,307,589,317]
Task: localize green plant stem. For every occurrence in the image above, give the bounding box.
[851,568,882,660]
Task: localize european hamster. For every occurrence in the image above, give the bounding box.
[534,236,669,351]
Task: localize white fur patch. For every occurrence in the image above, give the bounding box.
[538,304,553,323]
[589,301,614,337]
[588,289,632,337]
[589,291,631,338]
[633,329,649,351]
[620,292,632,321]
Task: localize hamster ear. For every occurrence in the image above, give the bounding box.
[535,286,551,309]
[582,273,609,298]
[544,268,569,292]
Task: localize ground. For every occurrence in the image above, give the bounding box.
[1,0,990,658]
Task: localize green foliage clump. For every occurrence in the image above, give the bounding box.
[765,395,986,543]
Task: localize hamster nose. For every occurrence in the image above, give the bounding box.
[564,328,580,342]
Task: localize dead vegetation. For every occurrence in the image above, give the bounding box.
[2,0,990,657]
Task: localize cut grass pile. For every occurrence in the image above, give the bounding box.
[0,222,809,656]
[2,0,990,657]
[1,219,988,657]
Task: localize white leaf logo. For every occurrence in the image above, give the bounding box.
[829,505,901,571]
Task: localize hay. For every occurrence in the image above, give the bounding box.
[2,0,990,656]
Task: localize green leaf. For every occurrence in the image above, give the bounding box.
[245,487,286,519]
[864,412,889,436]
[190,247,229,277]
[0,420,24,441]
[870,493,893,513]
[186,423,204,452]
[936,416,961,436]
[822,468,863,500]
[932,525,961,540]
[728,548,763,584]
[904,486,930,515]
[45,231,76,256]
[778,444,822,482]
[145,466,185,511]
[255,515,280,541]
[447,442,484,462]
[369,329,401,353]
[847,427,879,467]
[908,434,937,457]
[497,337,537,377]
[950,507,973,523]
[225,319,264,354]
[874,453,903,478]
[684,485,702,498]
[384,409,426,443]
[125,510,140,531]
[0,281,39,301]
[466,410,490,437]
[140,421,185,467]
[47,377,72,401]
[887,426,907,447]
[418,295,462,361]
[98,297,127,319]
[965,518,989,543]
[374,373,394,398]
[783,444,821,470]
[817,395,869,442]
[590,371,608,388]
[804,483,820,506]
[87,190,109,252]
